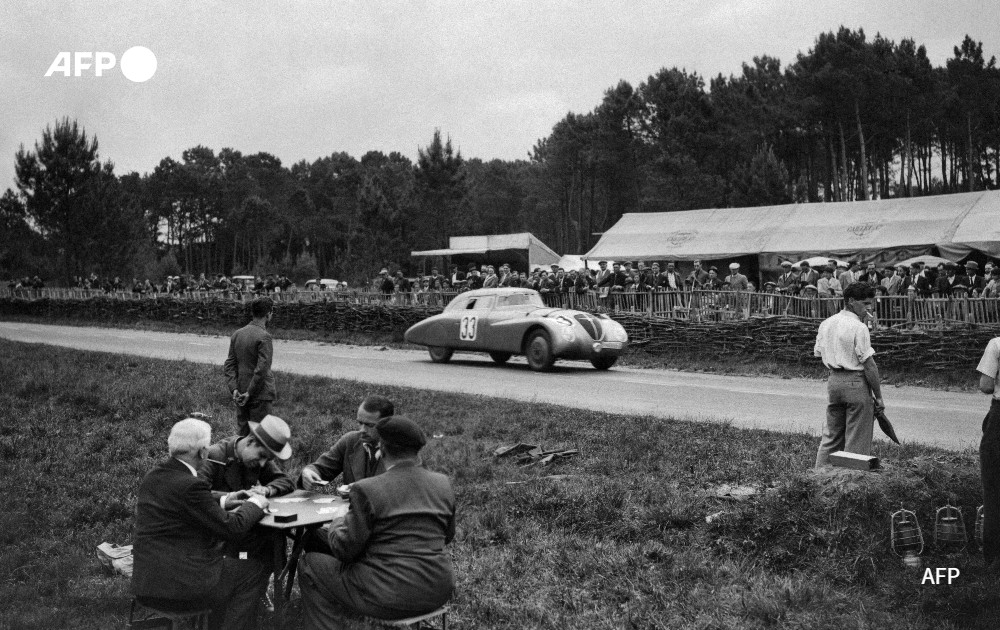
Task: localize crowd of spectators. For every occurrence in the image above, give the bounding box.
[768,259,1000,299]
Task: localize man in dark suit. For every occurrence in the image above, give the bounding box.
[299,415,455,627]
[659,262,683,292]
[595,261,613,289]
[299,396,393,489]
[609,263,629,291]
[132,418,270,630]
[224,297,276,437]
[966,261,986,296]
[685,259,709,290]
[198,415,295,626]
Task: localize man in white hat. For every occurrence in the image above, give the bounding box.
[775,260,797,294]
[725,263,749,292]
[198,415,294,626]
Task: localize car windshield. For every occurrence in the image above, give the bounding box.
[495,293,544,308]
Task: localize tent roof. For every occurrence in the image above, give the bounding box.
[412,232,560,267]
[583,191,1000,261]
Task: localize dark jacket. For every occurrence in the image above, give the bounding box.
[199,436,294,501]
[198,436,293,558]
[299,430,386,487]
[223,322,275,401]
[326,461,455,616]
[132,458,264,600]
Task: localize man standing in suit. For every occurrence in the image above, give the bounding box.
[198,415,295,626]
[595,261,612,289]
[299,415,456,627]
[775,261,797,294]
[966,261,986,296]
[685,260,709,290]
[798,262,820,292]
[132,418,270,630]
[224,297,277,437]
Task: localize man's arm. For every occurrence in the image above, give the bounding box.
[259,460,295,496]
[980,374,996,395]
[180,476,267,540]
[328,486,374,564]
[223,335,239,394]
[862,356,884,410]
[297,435,350,488]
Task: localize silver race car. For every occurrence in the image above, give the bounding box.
[404,288,628,371]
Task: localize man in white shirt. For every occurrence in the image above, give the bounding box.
[977,337,1000,569]
[812,283,885,467]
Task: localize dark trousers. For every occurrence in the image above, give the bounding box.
[236,399,273,437]
[136,555,270,630]
[982,399,1000,565]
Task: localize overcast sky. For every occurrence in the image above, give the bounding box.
[2,1,998,190]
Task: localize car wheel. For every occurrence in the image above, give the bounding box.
[591,356,617,370]
[428,346,454,363]
[489,351,512,364]
[525,330,555,372]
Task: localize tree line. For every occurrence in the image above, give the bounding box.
[2,27,997,285]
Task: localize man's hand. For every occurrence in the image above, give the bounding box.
[247,494,269,510]
[248,484,270,497]
[874,397,886,413]
[300,466,325,491]
[235,392,250,407]
[224,490,250,509]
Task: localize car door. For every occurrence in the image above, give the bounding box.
[455,295,493,349]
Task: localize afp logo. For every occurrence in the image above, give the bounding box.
[44,46,157,82]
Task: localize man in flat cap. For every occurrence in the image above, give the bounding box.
[725,263,749,292]
[775,261,797,295]
[299,415,456,628]
[966,261,986,296]
[198,415,295,626]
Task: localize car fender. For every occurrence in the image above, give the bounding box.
[404,317,449,346]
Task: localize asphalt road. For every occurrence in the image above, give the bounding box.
[0,321,987,451]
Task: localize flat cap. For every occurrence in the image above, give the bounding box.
[375,414,426,450]
[966,261,979,270]
[780,261,792,267]
[729,263,740,270]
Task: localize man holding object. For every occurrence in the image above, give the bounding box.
[224,297,276,436]
[977,336,1000,569]
[813,283,885,467]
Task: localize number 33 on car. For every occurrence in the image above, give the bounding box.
[404,288,629,371]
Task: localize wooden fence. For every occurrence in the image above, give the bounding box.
[3,286,999,329]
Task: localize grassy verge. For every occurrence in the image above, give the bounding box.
[0,339,995,629]
[0,313,982,392]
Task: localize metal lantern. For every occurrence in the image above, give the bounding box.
[933,505,967,551]
[891,508,924,558]
[975,505,985,548]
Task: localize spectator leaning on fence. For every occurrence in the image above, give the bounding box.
[725,263,749,292]
[817,266,842,297]
[686,260,709,290]
[799,262,819,292]
[966,261,986,296]
[705,267,724,290]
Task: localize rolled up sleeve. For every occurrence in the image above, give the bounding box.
[978,338,1000,378]
[854,326,876,365]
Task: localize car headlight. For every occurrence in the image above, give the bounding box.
[554,316,574,327]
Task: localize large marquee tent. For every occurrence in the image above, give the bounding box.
[582,190,1000,266]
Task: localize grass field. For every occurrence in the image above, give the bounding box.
[0,337,996,629]
[0,313,982,392]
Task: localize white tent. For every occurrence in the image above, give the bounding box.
[412,232,560,269]
[583,190,1000,262]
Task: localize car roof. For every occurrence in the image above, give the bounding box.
[458,288,540,298]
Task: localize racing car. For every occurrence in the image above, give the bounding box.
[403,288,628,371]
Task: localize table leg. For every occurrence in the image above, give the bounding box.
[284,529,306,600]
[271,530,289,629]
